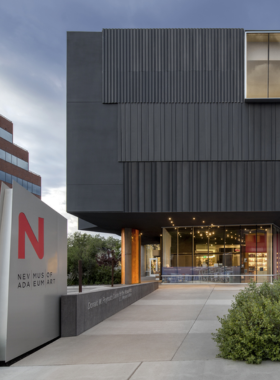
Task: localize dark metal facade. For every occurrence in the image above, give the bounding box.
[103,28,244,103]
[118,103,280,162]
[123,161,280,213]
[67,29,280,240]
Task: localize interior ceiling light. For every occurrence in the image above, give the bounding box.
[193,217,195,220]
[169,218,171,220]
[203,221,205,223]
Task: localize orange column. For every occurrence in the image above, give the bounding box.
[131,229,140,284]
[121,228,125,284]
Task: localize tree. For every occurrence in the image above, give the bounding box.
[96,248,121,287]
[67,232,121,285]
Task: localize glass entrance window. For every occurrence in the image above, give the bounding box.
[144,244,161,277]
[178,227,193,276]
[162,224,274,283]
[193,227,209,281]
[162,228,178,276]
[240,226,257,283]
[257,226,272,283]
[224,227,241,283]
[208,226,225,283]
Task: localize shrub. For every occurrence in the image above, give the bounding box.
[94,266,121,285]
[212,280,280,364]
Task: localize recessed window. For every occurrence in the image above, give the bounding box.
[246,32,280,99]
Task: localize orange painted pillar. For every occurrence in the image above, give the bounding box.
[131,229,140,284]
[121,228,140,284]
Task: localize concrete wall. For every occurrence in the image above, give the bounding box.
[61,282,159,337]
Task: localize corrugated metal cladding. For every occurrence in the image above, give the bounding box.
[118,103,280,162]
[103,28,244,104]
[124,161,280,212]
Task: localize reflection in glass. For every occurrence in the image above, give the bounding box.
[257,226,268,282]
[247,34,268,98]
[178,227,193,277]
[269,34,280,97]
[240,227,257,282]
[162,228,178,276]
[193,227,209,281]
[224,227,241,283]
[143,244,161,277]
[208,226,225,283]
[162,224,275,283]
[246,33,280,99]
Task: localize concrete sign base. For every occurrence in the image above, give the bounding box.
[61,282,159,336]
[0,182,67,362]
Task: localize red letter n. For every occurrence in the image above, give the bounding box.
[18,213,44,259]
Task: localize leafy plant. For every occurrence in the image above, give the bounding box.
[212,280,280,364]
[67,232,121,285]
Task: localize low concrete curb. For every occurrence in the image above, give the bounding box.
[61,282,159,336]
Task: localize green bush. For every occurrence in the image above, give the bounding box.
[212,280,280,364]
[94,266,121,285]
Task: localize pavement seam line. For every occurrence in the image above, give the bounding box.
[127,362,142,380]
[170,285,216,361]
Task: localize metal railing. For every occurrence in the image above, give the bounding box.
[161,274,280,284]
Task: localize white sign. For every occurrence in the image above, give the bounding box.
[0,182,67,362]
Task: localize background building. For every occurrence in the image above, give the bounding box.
[67,29,280,284]
[0,115,41,198]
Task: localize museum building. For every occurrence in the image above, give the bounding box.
[67,29,280,284]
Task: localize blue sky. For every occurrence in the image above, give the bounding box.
[0,0,279,234]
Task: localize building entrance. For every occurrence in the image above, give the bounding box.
[142,244,161,278]
[162,225,277,284]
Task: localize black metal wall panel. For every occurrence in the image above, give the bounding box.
[103,28,244,104]
[124,161,280,212]
[118,103,280,162]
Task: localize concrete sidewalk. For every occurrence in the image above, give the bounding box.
[1,284,280,379]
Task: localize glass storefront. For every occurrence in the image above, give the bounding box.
[143,244,161,277]
[162,225,277,283]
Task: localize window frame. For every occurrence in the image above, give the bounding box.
[245,30,280,102]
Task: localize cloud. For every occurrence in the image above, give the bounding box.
[0,0,280,236]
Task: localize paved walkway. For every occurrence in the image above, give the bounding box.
[1,284,280,379]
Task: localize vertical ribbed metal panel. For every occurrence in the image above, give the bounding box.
[124,162,280,212]
[118,103,280,162]
[103,28,244,103]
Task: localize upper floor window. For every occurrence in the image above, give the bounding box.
[246,32,280,99]
[0,127,12,143]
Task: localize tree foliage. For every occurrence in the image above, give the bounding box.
[67,232,121,285]
[212,280,280,364]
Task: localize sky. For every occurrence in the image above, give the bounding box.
[0,0,279,235]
